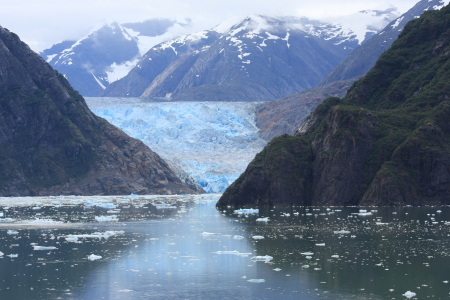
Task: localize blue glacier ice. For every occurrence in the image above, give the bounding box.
[86,98,267,193]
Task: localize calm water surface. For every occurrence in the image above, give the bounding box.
[0,194,449,299]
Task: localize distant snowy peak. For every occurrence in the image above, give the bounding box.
[208,11,400,52]
[103,11,400,100]
[40,18,191,96]
[155,30,213,54]
[379,0,450,35]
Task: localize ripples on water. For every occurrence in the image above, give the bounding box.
[0,194,448,299]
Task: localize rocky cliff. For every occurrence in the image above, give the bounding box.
[217,4,450,206]
[255,78,357,141]
[0,26,201,196]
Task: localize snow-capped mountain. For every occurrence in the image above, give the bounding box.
[320,0,450,85]
[103,10,399,101]
[39,19,191,96]
[256,0,450,142]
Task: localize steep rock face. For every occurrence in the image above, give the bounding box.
[0,26,200,196]
[217,4,450,206]
[319,0,449,86]
[255,78,357,141]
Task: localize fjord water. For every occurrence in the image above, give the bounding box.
[0,195,449,299]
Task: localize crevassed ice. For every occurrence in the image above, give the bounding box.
[86,98,267,193]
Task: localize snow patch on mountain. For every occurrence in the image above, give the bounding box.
[322,8,401,44]
[106,58,140,83]
[86,98,266,193]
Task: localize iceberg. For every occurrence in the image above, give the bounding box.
[200,232,221,236]
[213,251,252,257]
[95,215,119,222]
[334,230,351,234]
[251,255,273,261]
[88,254,102,261]
[234,208,259,214]
[33,246,58,250]
[402,291,416,298]
[247,279,265,283]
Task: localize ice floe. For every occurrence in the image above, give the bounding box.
[402,291,416,298]
[247,279,265,283]
[250,255,273,262]
[234,208,259,214]
[33,246,58,250]
[88,254,102,261]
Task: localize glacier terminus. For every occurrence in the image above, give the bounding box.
[86,97,267,193]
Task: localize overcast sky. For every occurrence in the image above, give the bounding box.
[1,0,420,52]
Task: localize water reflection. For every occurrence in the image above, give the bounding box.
[0,195,449,299]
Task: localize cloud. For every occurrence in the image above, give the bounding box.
[1,0,420,52]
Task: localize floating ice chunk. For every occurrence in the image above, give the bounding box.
[7,254,18,258]
[252,235,264,239]
[334,230,350,234]
[0,251,3,256]
[247,279,265,283]
[213,251,252,257]
[273,268,282,271]
[331,255,339,258]
[64,231,125,241]
[0,218,13,223]
[302,265,310,268]
[23,218,62,224]
[95,215,119,222]
[88,254,102,261]
[300,252,314,256]
[315,243,325,246]
[234,208,259,214]
[233,235,244,240]
[33,246,57,250]
[7,230,18,235]
[402,291,416,298]
[256,217,269,222]
[200,232,220,236]
[358,212,373,216]
[251,255,273,262]
[65,236,80,243]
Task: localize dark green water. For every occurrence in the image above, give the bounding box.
[0,195,449,299]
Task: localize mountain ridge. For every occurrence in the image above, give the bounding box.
[217,3,450,207]
[103,11,399,101]
[0,25,201,196]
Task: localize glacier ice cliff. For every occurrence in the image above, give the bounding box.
[86,98,267,192]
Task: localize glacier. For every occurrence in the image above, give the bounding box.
[86,98,267,193]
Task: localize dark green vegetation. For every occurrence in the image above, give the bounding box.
[218,5,450,206]
[0,26,201,196]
